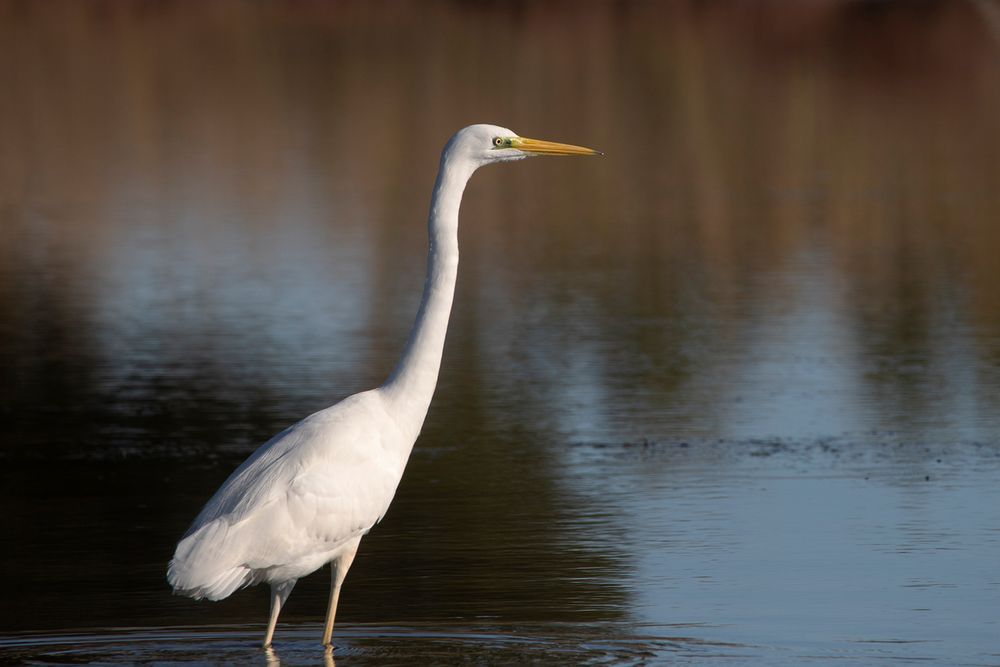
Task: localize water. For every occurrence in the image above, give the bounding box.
[5,444,999,664]
[3,1,1000,664]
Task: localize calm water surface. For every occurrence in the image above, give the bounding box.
[2,2,1000,665]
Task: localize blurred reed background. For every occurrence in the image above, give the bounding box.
[2,0,999,454]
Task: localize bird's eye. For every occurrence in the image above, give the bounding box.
[493,137,505,148]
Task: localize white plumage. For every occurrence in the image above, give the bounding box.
[167,124,600,649]
[169,392,397,598]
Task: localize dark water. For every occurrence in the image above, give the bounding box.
[3,1,1000,664]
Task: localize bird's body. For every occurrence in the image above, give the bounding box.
[169,391,399,599]
[167,124,599,648]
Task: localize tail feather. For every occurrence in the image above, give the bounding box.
[167,519,257,601]
[168,558,254,601]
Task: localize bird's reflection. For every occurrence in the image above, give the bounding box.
[261,645,336,667]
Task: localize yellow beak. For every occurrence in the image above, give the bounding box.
[511,136,603,156]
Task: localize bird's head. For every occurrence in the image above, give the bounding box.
[443,124,602,170]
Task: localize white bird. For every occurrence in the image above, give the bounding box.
[167,124,600,649]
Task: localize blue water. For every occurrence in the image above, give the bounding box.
[4,439,999,665]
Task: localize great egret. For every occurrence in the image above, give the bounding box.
[167,124,600,648]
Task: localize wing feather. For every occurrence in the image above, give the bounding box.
[168,391,406,599]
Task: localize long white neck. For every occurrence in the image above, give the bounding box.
[379,154,475,435]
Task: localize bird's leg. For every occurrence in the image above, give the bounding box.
[263,580,296,649]
[263,590,282,649]
[322,540,360,648]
